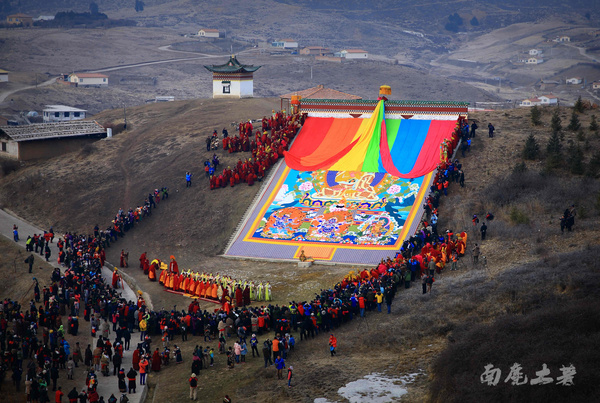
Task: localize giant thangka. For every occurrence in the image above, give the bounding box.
[224,98,468,264]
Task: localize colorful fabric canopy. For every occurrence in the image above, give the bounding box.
[284,100,457,178]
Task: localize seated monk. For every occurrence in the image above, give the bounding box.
[299,250,314,262]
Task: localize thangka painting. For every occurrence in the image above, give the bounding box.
[246,167,426,247]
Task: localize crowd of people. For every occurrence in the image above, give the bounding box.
[208,112,305,189]
[1,111,480,402]
[155,266,272,306]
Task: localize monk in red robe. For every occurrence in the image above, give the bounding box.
[151,348,161,372]
[169,256,179,275]
[235,286,243,307]
[112,269,121,289]
[148,263,157,281]
[132,348,141,371]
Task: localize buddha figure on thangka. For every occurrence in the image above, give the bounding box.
[253,169,424,246]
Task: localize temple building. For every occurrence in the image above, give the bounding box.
[204,55,261,98]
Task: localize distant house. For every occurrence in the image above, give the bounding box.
[340,49,369,59]
[271,39,299,49]
[69,73,109,87]
[592,81,600,90]
[529,49,542,56]
[34,15,55,22]
[553,36,571,42]
[300,46,332,56]
[526,57,543,64]
[6,13,33,26]
[0,69,8,82]
[43,105,87,123]
[519,98,541,107]
[566,77,583,85]
[0,121,107,161]
[519,94,558,107]
[538,95,558,105]
[198,28,220,38]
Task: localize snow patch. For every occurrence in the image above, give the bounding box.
[314,371,423,403]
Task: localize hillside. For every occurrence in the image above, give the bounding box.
[1,99,600,401]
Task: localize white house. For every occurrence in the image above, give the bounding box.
[592,81,600,90]
[519,98,541,107]
[538,95,558,105]
[43,105,87,123]
[558,36,570,42]
[529,49,542,56]
[69,73,108,87]
[34,15,55,21]
[271,39,299,49]
[519,95,558,107]
[566,77,583,85]
[0,69,8,82]
[340,49,369,59]
[198,28,220,38]
[526,57,543,64]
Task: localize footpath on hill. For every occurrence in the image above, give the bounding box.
[0,208,147,403]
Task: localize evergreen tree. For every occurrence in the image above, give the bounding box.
[546,130,562,169]
[470,16,479,26]
[590,115,598,132]
[89,2,99,14]
[530,105,541,126]
[135,0,145,12]
[574,96,584,113]
[567,143,584,175]
[522,133,540,160]
[586,150,600,177]
[568,110,581,131]
[551,108,562,134]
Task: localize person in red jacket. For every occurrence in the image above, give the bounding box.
[328,334,337,356]
[55,386,64,403]
[358,295,366,317]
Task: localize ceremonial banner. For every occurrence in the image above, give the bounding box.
[224,100,462,264]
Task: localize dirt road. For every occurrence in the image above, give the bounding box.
[0,76,56,103]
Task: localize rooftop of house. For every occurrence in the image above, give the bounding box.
[43,105,87,113]
[280,85,362,101]
[71,73,109,79]
[204,55,261,74]
[0,121,106,142]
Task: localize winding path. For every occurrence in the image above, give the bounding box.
[0,46,256,104]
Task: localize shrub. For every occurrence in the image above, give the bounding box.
[0,158,20,176]
[509,207,530,225]
[80,143,96,156]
